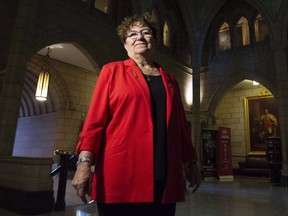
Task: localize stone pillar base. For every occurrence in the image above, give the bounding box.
[0,156,54,214]
[280,169,288,187]
[0,186,54,215]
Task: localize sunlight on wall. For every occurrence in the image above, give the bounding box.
[200,78,204,104]
[185,77,193,106]
[184,73,204,106]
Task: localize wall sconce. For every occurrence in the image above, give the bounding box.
[35,47,51,101]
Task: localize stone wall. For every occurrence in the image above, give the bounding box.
[13,113,57,157]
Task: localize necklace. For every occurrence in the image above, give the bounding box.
[143,73,151,82]
[141,67,154,82]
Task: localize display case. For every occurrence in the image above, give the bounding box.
[217,127,233,181]
[202,129,218,179]
[265,137,282,183]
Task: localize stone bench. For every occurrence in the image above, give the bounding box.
[238,156,270,177]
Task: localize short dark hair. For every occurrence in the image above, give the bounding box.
[116,12,157,43]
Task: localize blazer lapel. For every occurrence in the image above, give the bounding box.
[123,58,175,126]
[158,66,175,126]
[123,59,152,113]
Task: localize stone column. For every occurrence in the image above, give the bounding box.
[0,1,39,155]
[272,41,288,185]
[191,60,202,164]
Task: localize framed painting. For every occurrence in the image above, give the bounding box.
[219,29,231,51]
[244,95,279,155]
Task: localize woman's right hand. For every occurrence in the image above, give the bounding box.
[71,158,93,203]
[71,151,93,203]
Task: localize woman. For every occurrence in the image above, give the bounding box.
[72,12,201,216]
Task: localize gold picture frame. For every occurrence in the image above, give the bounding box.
[244,95,279,155]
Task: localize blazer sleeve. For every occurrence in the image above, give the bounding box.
[75,64,111,154]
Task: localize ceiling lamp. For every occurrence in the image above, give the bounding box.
[252,81,259,85]
[35,47,51,101]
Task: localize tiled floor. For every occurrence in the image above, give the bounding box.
[1,177,288,216]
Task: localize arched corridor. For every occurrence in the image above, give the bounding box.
[1,0,288,215]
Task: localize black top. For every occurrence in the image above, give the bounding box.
[145,75,167,180]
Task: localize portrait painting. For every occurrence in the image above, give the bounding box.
[219,29,231,51]
[244,95,280,155]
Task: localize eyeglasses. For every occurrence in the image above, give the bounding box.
[126,29,153,40]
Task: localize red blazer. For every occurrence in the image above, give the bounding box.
[76,58,197,203]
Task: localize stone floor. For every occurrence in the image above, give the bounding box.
[1,177,288,216]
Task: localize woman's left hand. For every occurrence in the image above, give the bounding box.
[184,162,202,193]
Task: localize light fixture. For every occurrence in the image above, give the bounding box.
[35,47,51,101]
[252,81,259,85]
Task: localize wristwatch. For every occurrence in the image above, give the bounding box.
[76,157,92,166]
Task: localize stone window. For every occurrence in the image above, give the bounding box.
[254,14,269,42]
[163,21,171,48]
[235,16,250,47]
[94,0,109,13]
